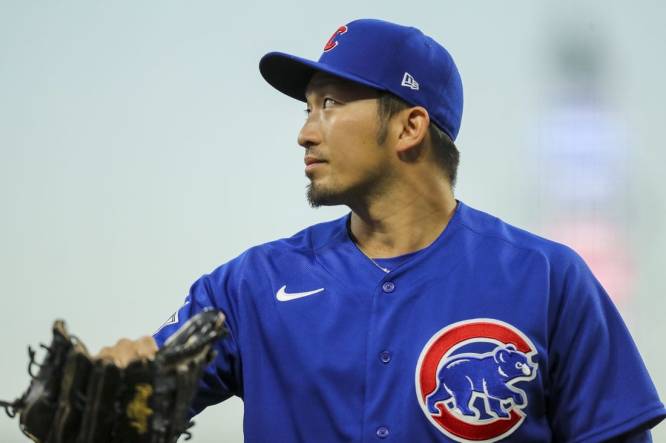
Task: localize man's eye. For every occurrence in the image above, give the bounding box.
[323,98,336,108]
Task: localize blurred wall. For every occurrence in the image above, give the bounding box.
[1,1,664,441]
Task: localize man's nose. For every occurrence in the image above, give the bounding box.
[297,117,322,149]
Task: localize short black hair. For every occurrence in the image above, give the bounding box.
[376,92,460,187]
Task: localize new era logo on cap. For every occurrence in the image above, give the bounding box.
[401,72,419,91]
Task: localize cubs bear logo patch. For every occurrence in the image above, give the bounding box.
[415,319,538,443]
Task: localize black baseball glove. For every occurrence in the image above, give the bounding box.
[1,309,226,443]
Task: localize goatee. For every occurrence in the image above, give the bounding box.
[306,182,342,208]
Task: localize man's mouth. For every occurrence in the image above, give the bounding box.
[304,156,326,166]
[304,156,327,174]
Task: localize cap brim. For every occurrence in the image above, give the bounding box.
[259,51,387,102]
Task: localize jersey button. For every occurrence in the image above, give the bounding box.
[382,281,395,293]
[376,426,390,439]
[379,351,392,364]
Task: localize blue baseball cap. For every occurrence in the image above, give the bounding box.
[259,18,463,141]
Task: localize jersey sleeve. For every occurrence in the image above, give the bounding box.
[153,261,243,417]
[611,429,653,443]
[547,251,666,442]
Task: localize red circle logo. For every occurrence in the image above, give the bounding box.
[415,319,539,442]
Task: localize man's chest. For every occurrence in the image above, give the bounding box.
[236,260,552,442]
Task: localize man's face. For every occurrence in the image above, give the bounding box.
[299,72,389,207]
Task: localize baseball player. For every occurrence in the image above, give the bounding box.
[103,19,666,442]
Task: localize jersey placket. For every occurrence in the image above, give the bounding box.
[361,271,407,442]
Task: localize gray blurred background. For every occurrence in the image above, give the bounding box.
[1,1,664,441]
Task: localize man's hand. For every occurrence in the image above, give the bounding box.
[96,336,158,367]
[1,309,226,443]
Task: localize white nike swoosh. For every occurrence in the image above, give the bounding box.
[276,285,325,302]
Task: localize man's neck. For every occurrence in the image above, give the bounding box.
[348,180,457,259]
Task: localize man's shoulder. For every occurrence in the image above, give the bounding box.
[457,201,580,265]
[203,215,348,282]
[239,214,349,260]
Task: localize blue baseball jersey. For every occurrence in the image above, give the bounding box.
[154,201,665,442]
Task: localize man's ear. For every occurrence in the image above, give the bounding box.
[394,106,430,160]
